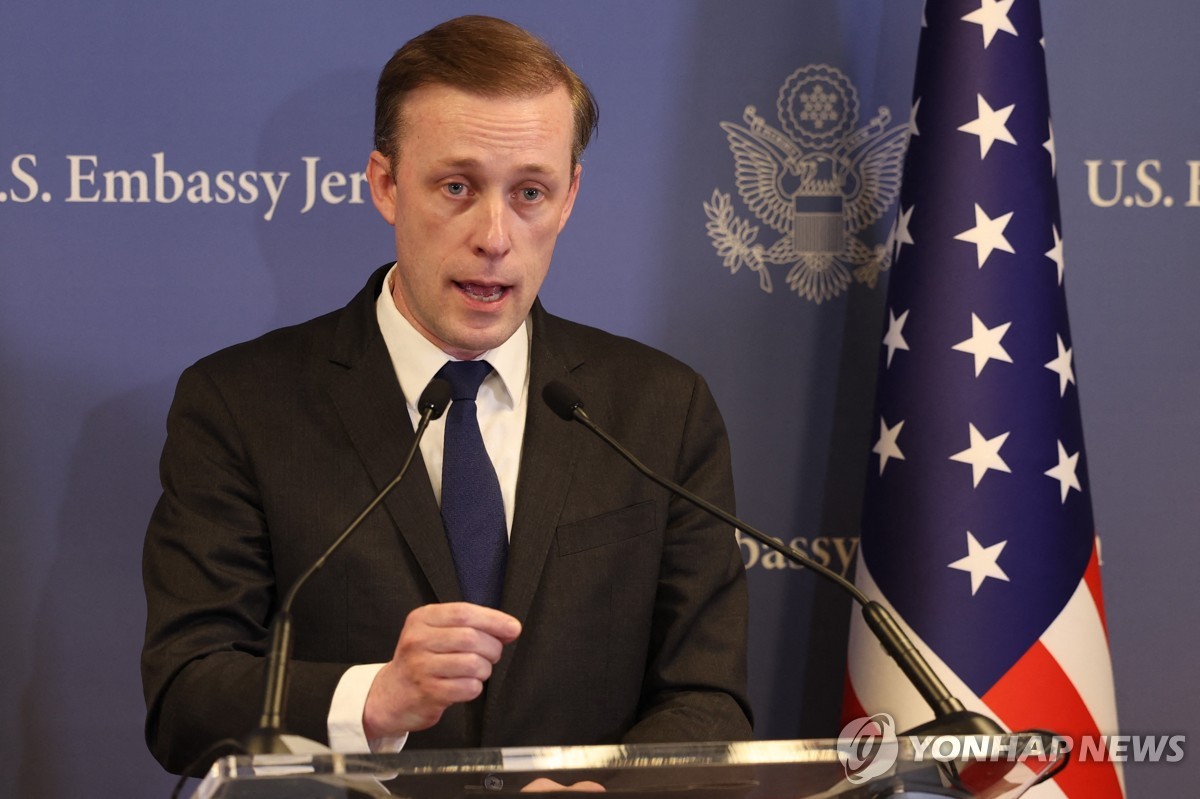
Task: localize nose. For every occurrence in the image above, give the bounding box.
[472,194,512,259]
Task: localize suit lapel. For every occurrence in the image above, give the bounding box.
[500,309,582,621]
[323,266,462,604]
[483,304,584,739]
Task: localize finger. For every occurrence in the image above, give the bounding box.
[419,651,496,683]
[400,615,507,659]
[521,778,606,792]
[419,602,522,642]
[521,777,564,792]
[413,626,507,662]
[422,675,487,705]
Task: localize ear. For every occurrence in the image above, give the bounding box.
[557,163,583,233]
[366,150,398,225]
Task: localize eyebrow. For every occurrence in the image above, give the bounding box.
[436,157,557,176]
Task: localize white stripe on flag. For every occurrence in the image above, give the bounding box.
[846,552,1072,799]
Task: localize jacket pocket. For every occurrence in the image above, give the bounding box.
[555,500,657,556]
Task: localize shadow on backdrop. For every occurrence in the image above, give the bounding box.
[17,379,178,798]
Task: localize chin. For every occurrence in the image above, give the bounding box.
[466,319,521,346]
[445,330,511,359]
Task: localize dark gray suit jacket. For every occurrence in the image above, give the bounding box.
[142,265,752,774]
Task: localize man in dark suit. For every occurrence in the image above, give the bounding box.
[141,15,752,777]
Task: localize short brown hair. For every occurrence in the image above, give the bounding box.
[374,15,599,170]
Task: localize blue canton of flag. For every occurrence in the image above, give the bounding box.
[845,3,1122,798]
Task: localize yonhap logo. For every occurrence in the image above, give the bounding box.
[837,712,899,783]
[835,712,1184,787]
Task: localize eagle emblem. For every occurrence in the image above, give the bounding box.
[705,65,910,304]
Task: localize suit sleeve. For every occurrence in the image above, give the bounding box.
[620,373,754,743]
[141,363,349,775]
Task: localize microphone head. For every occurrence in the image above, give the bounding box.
[419,378,452,420]
[543,380,584,421]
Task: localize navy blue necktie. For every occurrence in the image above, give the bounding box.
[436,360,508,608]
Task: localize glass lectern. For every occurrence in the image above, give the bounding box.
[193,734,1065,798]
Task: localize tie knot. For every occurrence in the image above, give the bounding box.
[437,360,493,401]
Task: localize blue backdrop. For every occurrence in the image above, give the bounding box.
[1,2,1194,796]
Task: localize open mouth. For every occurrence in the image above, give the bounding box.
[457,282,508,303]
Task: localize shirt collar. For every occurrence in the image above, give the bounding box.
[374,264,530,411]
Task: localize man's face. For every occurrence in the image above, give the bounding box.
[367,83,581,360]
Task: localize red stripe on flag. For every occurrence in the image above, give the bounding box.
[984,641,1123,799]
[841,671,869,726]
[1084,535,1109,638]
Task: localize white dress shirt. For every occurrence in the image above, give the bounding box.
[327,265,530,752]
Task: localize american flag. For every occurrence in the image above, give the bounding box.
[843,2,1123,797]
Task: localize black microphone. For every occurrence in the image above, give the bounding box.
[543,379,1002,738]
[244,377,452,755]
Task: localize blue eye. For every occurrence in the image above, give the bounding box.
[521,188,542,201]
[445,182,466,196]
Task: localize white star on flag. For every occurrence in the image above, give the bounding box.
[950,423,1012,487]
[1044,440,1082,503]
[1045,225,1064,285]
[954,203,1015,268]
[952,313,1014,376]
[909,97,922,137]
[948,531,1010,594]
[1044,119,1057,176]
[962,0,1018,48]
[958,94,1017,158]
[883,308,911,367]
[894,204,915,261]
[1044,334,1075,396]
[873,417,906,475]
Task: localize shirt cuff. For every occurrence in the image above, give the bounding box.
[328,663,409,754]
